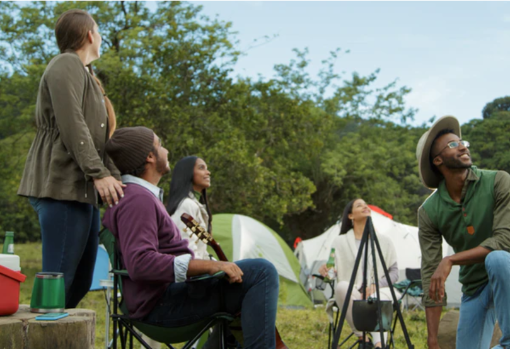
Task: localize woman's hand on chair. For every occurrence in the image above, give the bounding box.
[319,264,336,277]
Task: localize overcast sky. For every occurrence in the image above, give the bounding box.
[192,1,510,126]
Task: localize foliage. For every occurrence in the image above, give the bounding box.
[264,48,421,238]
[463,96,510,174]
[481,96,510,120]
[0,133,40,241]
[282,118,430,239]
[0,1,439,243]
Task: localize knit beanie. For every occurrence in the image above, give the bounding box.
[105,126,154,174]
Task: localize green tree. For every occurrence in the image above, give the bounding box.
[481,96,510,120]
[282,117,427,240]
[0,1,322,239]
[0,1,419,244]
[463,96,510,174]
[266,48,419,239]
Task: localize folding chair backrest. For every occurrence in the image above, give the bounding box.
[99,228,116,267]
[405,268,421,282]
[90,245,111,291]
[99,228,126,295]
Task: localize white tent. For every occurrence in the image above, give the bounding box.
[294,209,463,307]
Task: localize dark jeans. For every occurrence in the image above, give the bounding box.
[144,258,280,349]
[29,197,99,308]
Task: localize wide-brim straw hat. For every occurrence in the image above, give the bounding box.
[416,115,460,189]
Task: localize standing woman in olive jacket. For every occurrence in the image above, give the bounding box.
[18,9,125,308]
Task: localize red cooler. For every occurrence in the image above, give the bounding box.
[0,254,26,316]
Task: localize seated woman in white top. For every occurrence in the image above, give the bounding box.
[319,198,400,349]
[167,156,212,260]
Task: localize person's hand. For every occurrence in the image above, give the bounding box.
[364,284,377,299]
[429,257,453,303]
[318,264,328,277]
[93,176,126,207]
[210,261,244,284]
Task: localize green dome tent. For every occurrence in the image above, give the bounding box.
[210,214,312,308]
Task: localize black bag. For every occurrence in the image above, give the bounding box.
[352,299,393,332]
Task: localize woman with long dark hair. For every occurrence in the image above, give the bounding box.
[167,156,212,260]
[319,198,400,349]
[18,9,124,308]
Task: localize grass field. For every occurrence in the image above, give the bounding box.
[15,243,429,348]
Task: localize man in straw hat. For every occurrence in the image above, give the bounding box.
[102,126,280,349]
[416,115,510,349]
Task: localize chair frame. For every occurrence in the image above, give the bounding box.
[402,269,424,312]
[313,275,368,349]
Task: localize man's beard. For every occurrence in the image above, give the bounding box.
[442,154,471,169]
[153,151,170,175]
[156,158,170,175]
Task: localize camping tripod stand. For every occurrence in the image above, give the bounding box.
[331,216,414,349]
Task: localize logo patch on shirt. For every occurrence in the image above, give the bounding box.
[467,226,475,235]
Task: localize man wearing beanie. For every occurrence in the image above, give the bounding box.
[416,116,510,349]
[102,127,280,349]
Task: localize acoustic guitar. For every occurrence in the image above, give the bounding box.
[180,213,289,349]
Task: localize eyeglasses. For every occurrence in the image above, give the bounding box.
[432,140,470,158]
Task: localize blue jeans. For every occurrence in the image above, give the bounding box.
[457,251,510,349]
[29,197,99,308]
[144,258,280,349]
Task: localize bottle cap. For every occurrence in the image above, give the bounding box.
[5,231,13,237]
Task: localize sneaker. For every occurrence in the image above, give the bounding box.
[358,341,374,349]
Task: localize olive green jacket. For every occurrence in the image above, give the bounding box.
[18,50,120,205]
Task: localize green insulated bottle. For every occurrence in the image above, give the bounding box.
[2,231,14,254]
[323,248,336,282]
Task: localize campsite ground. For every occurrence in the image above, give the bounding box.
[17,243,429,348]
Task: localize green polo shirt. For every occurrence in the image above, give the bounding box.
[418,167,510,307]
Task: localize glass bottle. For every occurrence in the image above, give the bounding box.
[2,231,14,254]
[323,248,336,282]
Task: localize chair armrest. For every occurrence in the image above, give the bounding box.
[186,271,226,283]
[112,269,130,277]
[112,269,225,282]
[312,273,324,280]
[312,273,334,284]
[409,279,423,288]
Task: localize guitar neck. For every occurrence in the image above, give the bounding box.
[209,240,229,262]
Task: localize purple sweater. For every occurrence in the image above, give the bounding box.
[102,183,193,319]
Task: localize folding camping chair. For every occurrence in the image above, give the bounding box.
[393,268,424,312]
[312,274,360,349]
[99,228,237,349]
[89,245,115,349]
[310,272,335,305]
